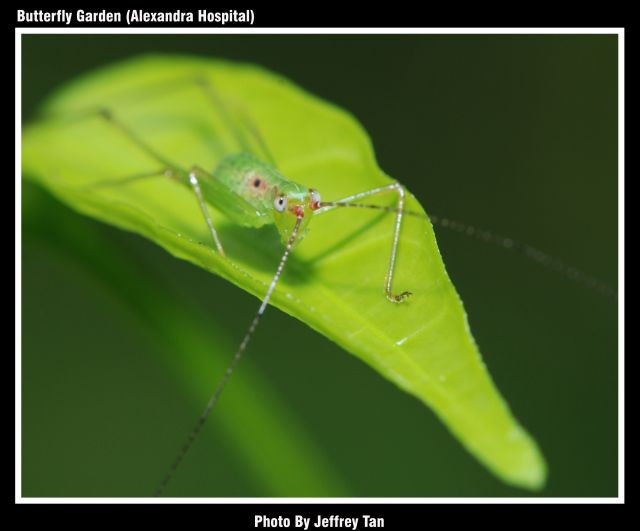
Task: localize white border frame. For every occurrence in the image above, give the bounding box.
[15,26,624,504]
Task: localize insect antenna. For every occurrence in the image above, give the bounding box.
[320,201,616,299]
[153,215,304,497]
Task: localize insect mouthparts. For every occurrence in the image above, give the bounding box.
[309,189,321,210]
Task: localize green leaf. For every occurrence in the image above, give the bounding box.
[22,54,546,490]
[23,181,350,496]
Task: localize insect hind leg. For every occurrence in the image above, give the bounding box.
[97,107,178,170]
[193,76,278,167]
[84,167,176,190]
[90,108,227,257]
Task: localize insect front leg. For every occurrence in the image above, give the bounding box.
[317,182,412,303]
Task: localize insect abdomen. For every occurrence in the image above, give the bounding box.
[195,152,284,228]
[213,152,288,211]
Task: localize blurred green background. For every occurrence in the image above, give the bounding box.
[21,34,618,497]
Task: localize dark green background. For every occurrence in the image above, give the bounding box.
[21,35,618,497]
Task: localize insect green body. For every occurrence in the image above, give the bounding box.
[208,152,317,244]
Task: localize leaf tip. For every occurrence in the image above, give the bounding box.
[499,428,548,492]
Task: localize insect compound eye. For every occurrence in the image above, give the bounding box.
[274,195,288,213]
[310,189,321,210]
